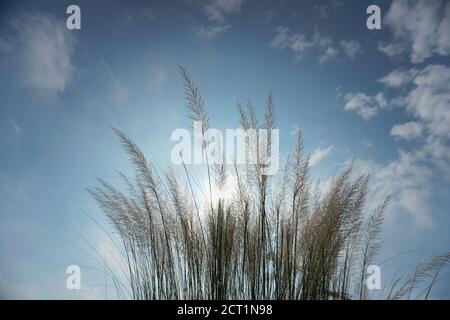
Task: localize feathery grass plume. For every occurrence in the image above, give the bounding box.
[390,252,450,300]
[359,197,389,299]
[89,66,450,300]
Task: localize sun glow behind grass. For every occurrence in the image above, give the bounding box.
[87,67,450,300]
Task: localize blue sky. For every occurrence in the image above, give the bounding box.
[0,0,449,298]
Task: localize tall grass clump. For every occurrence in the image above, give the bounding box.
[88,66,449,300]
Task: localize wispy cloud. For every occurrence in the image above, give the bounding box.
[194,0,243,40]
[270,26,314,58]
[340,40,362,59]
[195,24,230,40]
[391,121,424,141]
[4,12,76,98]
[0,118,24,149]
[319,46,339,64]
[310,145,334,166]
[378,42,406,58]
[203,0,243,23]
[10,118,23,137]
[270,27,361,64]
[378,68,419,88]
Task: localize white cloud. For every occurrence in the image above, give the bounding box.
[271,27,360,64]
[5,12,75,98]
[378,42,406,58]
[310,145,333,166]
[404,65,450,139]
[356,151,434,228]
[421,136,450,172]
[344,63,450,227]
[340,40,362,59]
[378,68,419,88]
[342,92,387,120]
[391,121,424,140]
[377,151,432,228]
[347,64,450,154]
[319,46,339,64]
[270,26,313,58]
[384,0,450,63]
[345,65,450,140]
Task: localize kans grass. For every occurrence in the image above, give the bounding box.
[88,66,450,300]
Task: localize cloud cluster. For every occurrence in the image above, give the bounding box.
[341,64,450,226]
[382,65,450,140]
[340,4,450,226]
[382,0,450,63]
[270,27,361,63]
[343,64,450,139]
